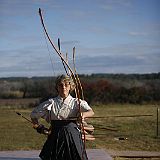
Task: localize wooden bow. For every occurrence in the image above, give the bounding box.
[38,8,86,159]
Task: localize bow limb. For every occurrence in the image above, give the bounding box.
[39,8,78,92]
[58,38,69,76]
[39,8,86,158]
[72,50,86,160]
[39,8,71,77]
[73,46,86,149]
[73,47,84,100]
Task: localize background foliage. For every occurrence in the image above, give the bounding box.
[0,73,160,105]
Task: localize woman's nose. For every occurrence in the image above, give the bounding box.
[62,84,66,88]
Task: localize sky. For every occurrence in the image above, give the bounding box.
[0,0,160,77]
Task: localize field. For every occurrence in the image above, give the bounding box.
[0,101,159,152]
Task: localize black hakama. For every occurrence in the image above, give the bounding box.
[39,120,88,160]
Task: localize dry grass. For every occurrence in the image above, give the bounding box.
[87,104,160,151]
[0,103,159,151]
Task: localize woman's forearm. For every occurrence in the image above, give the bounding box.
[82,109,94,119]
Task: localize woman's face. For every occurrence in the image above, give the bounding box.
[57,81,71,98]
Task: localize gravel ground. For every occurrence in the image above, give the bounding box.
[0,149,160,160]
[107,150,160,159]
[0,149,112,160]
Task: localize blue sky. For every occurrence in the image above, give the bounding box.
[0,0,160,77]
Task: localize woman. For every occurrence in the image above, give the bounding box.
[30,75,94,160]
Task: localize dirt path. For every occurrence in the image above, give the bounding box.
[107,150,160,159]
[0,149,160,160]
[0,149,112,160]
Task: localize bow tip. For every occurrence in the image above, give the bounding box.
[39,8,41,14]
[16,112,21,115]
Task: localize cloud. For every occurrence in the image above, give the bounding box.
[61,40,80,46]
[77,42,160,59]
[128,32,148,36]
[99,0,132,11]
[0,46,159,77]
[76,53,160,74]
[128,24,160,37]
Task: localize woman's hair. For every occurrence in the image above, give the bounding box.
[55,75,76,92]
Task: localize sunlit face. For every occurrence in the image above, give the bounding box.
[57,81,71,98]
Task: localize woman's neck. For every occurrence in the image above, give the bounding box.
[59,94,69,99]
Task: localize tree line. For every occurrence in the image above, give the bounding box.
[0,73,160,104]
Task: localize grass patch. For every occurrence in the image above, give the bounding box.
[0,104,159,151]
[87,104,160,151]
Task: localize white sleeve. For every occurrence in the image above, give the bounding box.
[80,100,92,112]
[30,100,51,120]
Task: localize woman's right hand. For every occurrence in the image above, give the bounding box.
[35,124,50,135]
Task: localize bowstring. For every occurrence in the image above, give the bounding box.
[42,29,56,77]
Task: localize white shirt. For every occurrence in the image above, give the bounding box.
[30,94,91,122]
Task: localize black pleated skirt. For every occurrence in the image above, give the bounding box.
[39,120,88,160]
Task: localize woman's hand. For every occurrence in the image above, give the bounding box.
[36,124,49,135]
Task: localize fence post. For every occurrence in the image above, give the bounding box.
[157,108,159,137]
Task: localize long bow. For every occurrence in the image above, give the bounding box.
[38,8,86,159]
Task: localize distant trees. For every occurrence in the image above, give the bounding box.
[81,73,160,104]
[0,73,160,104]
[82,78,160,104]
[21,77,57,100]
[82,79,114,104]
[0,80,23,98]
[0,77,57,100]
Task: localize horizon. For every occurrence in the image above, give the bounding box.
[0,72,159,79]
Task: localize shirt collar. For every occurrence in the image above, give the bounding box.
[57,94,72,104]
